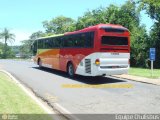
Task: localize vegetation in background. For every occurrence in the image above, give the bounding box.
[138,0,160,68]
[43,15,76,34]
[1,0,160,69]
[75,1,149,68]
[0,28,15,58]
[19,40,34,58]
[29,0,150,68]
[29,31,45,40]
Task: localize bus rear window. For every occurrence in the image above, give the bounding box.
[101,36,128,46]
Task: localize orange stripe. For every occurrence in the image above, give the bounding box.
[37,49,60,70]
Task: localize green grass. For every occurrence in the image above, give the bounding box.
[0,72,53,120]
[0,49,2,54]
[129,67,160,79]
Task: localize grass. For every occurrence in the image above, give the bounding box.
[129,67,160,79]
[0,72,53,120]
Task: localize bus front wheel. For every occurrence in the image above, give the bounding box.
[38,58,42,68]
[67,63,74,78]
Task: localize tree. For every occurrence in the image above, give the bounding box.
[0,28,15,58]
[138,0,160,22]
[0,42,3,58]
[29,0,150,67]
[29,31,45,40]
[76,0,148,67]
[138,0,160,68]
[19,40,34,58]
[42,16,76,34]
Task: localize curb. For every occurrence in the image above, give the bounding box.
[112,75,160,86]
[0,70,54,114]
[0,70,80,120]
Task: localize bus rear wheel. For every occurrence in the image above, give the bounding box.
[67,63,74,78]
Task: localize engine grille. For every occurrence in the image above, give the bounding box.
[85,59,91,74]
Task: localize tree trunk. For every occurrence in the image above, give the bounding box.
[3,37,7,58]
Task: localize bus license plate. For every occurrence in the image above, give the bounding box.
[111,53,119,55]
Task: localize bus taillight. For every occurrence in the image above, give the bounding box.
[95,59,100,65]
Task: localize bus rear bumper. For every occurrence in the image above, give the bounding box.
[95,67,129,76]
[76,66,129,76]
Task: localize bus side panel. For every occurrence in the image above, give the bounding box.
[49,49,60,70]
[36,49,60,70]
[59,48,93,72]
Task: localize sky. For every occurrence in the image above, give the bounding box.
[0,0,154,45]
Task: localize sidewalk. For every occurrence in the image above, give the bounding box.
[112,74,160,86]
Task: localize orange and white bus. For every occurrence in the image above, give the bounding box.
[32,24,130,77]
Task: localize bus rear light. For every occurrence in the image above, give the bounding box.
[95,59,100,65]
[128,59,130,64]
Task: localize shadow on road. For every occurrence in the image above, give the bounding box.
[32,67,126,85]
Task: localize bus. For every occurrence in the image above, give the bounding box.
[32,24,130,77]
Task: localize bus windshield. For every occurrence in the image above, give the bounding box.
[101,36,128,46]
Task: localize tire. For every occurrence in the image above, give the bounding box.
[38,59,42,68]
[67,63,74,78]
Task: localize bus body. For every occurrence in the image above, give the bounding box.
[32,24,130,77]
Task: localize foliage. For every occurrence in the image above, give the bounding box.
[138,0,160,22]
[29,31,45,40]
[28,0,160,68]
[0,43,15,58]
[76,1,148,67]
[19,40,34,58]
[42,15,76,34]
[0,28,15,58]
[0,42,4,58]
[11,45,20,55]
[0,28,15,44]
[138,0,160,68]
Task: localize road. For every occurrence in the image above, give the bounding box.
[0,60,160,116]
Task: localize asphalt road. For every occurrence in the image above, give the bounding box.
[0,60,160,115]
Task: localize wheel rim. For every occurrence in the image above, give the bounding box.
[68,64,74,76]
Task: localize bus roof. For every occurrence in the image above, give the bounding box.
[35,24,129,40]
[65,24,129,35]
[36,34,64,40]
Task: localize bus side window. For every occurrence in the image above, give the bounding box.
[52,38,55,48]
[33,41,37,55]
[62,36,66,47]
[39,39,44,49]
[63,35,73,47]
[38,40,41,49]
[80,33,85,47]
[47,38,53,48]
[69,35,75,47]
[54,37,61,48]
[86,32,94,48]
[74,35,79,47]
[45,39,48,49]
